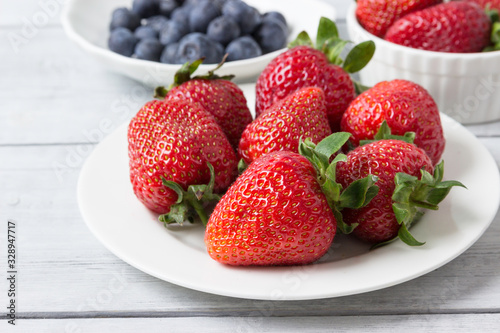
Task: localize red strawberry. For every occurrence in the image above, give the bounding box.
[337,139,464,245]
[341,79,445,166]
[255,18,375,131]
[385,1,491,53]
[205,133,379,266]
[156,59,253,149]
[356,0,442,38]
[128,98,238,217]
[238,87,332,165]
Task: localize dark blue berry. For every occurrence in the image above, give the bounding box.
[134,37,164,61]
[159,20,189,45]
[225,36,262,61]
[189,0,221,33]
[206,16,240,46]
[160,42,181,64]
[213,0,228,10]
[109,8,141,31]
[170,6,190,23]
[134,25,159,39]
[143,15,169,32]
[254,19,288,53]
[262,11,287,27]
[132,0,160,18]
[108,28,138,57]
[222,0,261,35]
[159,0,179,17]
[176,32,224,64]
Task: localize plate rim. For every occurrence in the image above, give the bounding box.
[77,83,500,301]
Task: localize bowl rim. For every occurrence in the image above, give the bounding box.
[346,2,500,60]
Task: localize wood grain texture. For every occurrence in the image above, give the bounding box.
[5,314,500,333]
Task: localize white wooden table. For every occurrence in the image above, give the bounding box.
[1,0,500,331]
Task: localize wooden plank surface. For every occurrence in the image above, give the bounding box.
[1,0,500,331]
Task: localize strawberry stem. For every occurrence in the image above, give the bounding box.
[158,162,220,227]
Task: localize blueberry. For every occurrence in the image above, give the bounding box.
[222,0,261,35]
[262,11,287,27]
[109,8,141,31]
[134,37,164,61]
[213,0,228,10]
[253,19,288,53]
[183,0,206,9]
[108,28,138,57]
[225,36,262,61]
[132,0,160,18]
[189,0,221,33]
[159,20,189,45]
[170,6,190,23]
[143,15,169,32]
[176,32,224,64]
[159,0,179,17]
[206,16,240,46]
[160,42,180,63]
[134,25,159,39]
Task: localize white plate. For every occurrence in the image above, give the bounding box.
[77,84,500,300]
[61,0,336,86]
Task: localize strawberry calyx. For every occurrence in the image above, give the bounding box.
[288,17,375,74]
[154,56,235,98]
[484,8,500,51]
[372,162,466,248]
[299,132,379,234]
[359,120,416,146]
[158,163,221,227]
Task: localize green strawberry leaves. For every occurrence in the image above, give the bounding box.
[288,17,375,74]
[154,56,235,98]
[360,120,416,146]
[299,132,379,234]
[159,163,221,227]
[484,8,500,51]
[389,161,466,246]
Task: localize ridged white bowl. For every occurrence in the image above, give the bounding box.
[346,3,500,124]
[61,0,336,87]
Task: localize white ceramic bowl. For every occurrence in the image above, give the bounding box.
[61,0,336,87]
[346,3,500,125]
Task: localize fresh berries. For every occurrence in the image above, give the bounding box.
[156,59,253,149]
[385,1,491,53]
[128,98,238,215]
[336,139,463,245]
[108,27,138,57]
[134,37,164,61]
[205,150,338,266]
[108,0,289,63]
[206,16,241,46]
[341,80,445,166]
[176,33,224,65]
[238,87,332,164]
[225,36,262,61]
[356,0,443,38]
[110,7,141,31]
[255,18,375,131]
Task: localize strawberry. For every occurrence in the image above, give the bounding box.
[128,98,238,220]
[355,0,442,38]
[341,79,445,166]
[155,58,253,149]
[336,137,464,246]
[255,17,375,131]
[205,133,379,266]
[238,87,332,165]
[384,1,491,53]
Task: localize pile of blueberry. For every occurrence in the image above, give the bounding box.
[108,0,289,64]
